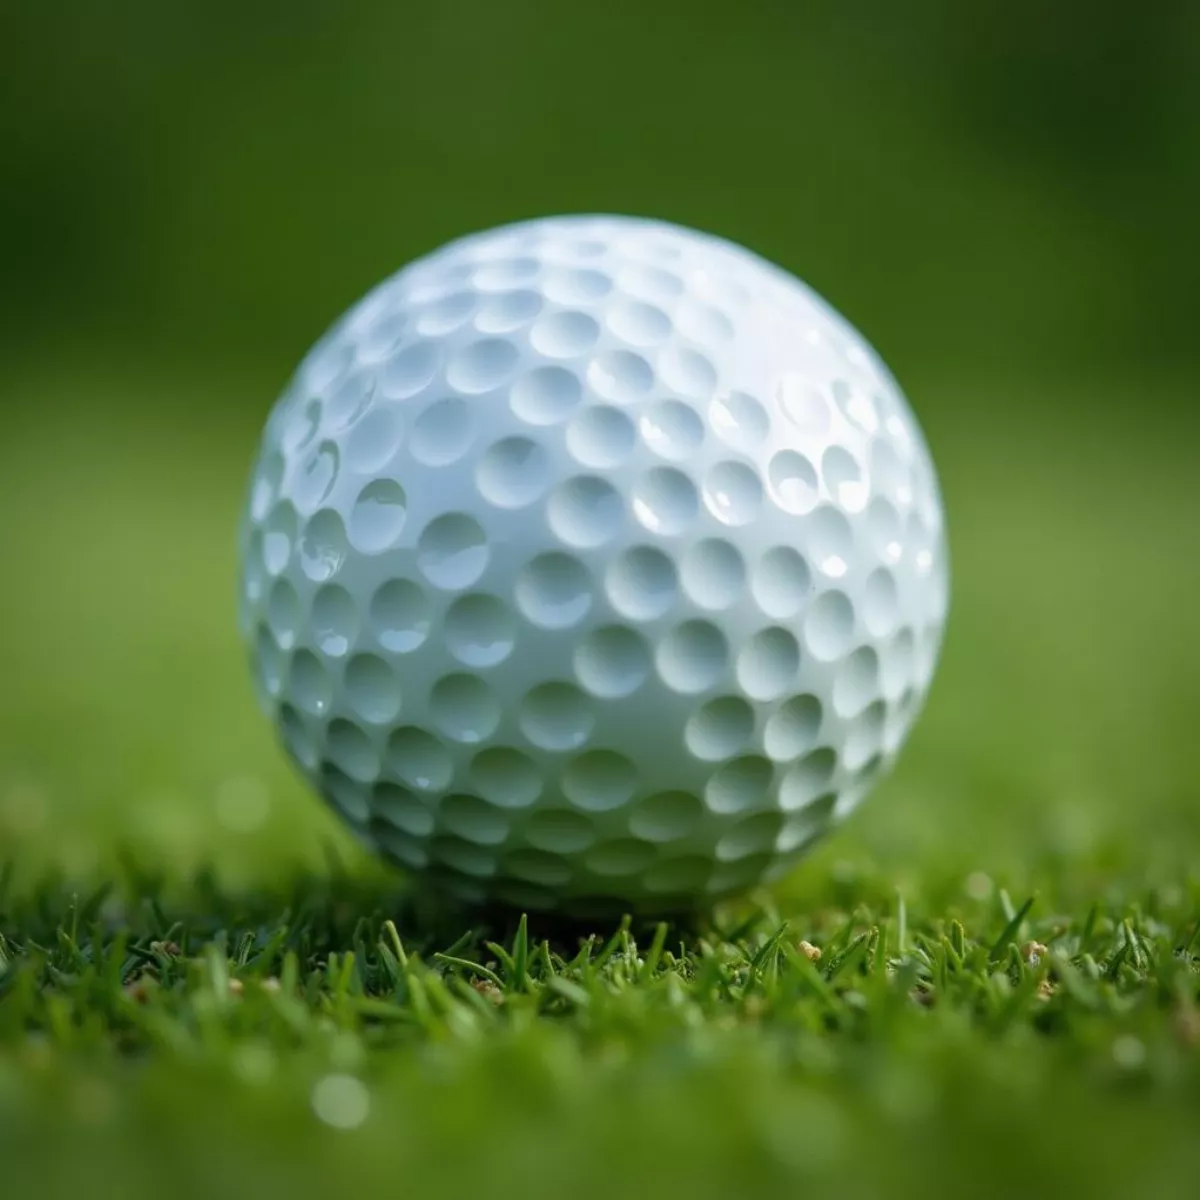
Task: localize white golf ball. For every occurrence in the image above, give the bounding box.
[238,215,949,915]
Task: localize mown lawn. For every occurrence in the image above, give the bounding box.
[1,366,1198,1200]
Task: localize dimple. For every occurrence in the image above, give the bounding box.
[369,579,430,653]
[299,509,349,583]
[547,476,624,548]
[573,625,651,698]
[736,628,800,701]
[805,591,856,661]
[294,442,339,514]
[639,400,704,462]
[680,538,745,610]
[608,299,672,346]
[476,436,550,509]
[530,310,600,359]
[567,405,635,468]
[444,593,516,668]
[685,696,755,762]
[511,366,582,425]
[705,756,773,815]
[386,727,453,792]
[447,338,519,394]
[516,552,592,630]
[519,682,595,751]
[380,340,439,399]
[586,350,653,404]
[562,750,637,812]
[345,653,401,723]
[345,405,403,475]
[710,391,769,450]
[632,467,698,537]
[629,790,703,842]
[430,674,501,744]
[659,346,717,399]
[349,479,407,554]
[417,513,488,590]
[703,461,762,527]
[656,620,728,694]
[290,650,332,717]
[410,398,473,466]
[606,546,678,620]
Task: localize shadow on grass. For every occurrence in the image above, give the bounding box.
[0,838,749,972]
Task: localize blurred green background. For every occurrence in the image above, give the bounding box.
[6,1,1200,377]
[2,0,1199,887]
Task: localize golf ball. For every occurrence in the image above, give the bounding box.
[239,215,948,915]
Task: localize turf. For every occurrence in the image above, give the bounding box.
[2,366,1199,1199]
[3,869,1200,1200]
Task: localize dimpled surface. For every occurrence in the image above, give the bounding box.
[238,215,949,916]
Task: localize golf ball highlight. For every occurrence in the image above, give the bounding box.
[238,215,949,914]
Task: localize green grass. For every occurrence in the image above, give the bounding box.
[3,868,1199,1199]
[2,366,1199,1199]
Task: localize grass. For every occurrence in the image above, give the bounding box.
[1,364,1199,1199]
[3,867,1199,1199]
